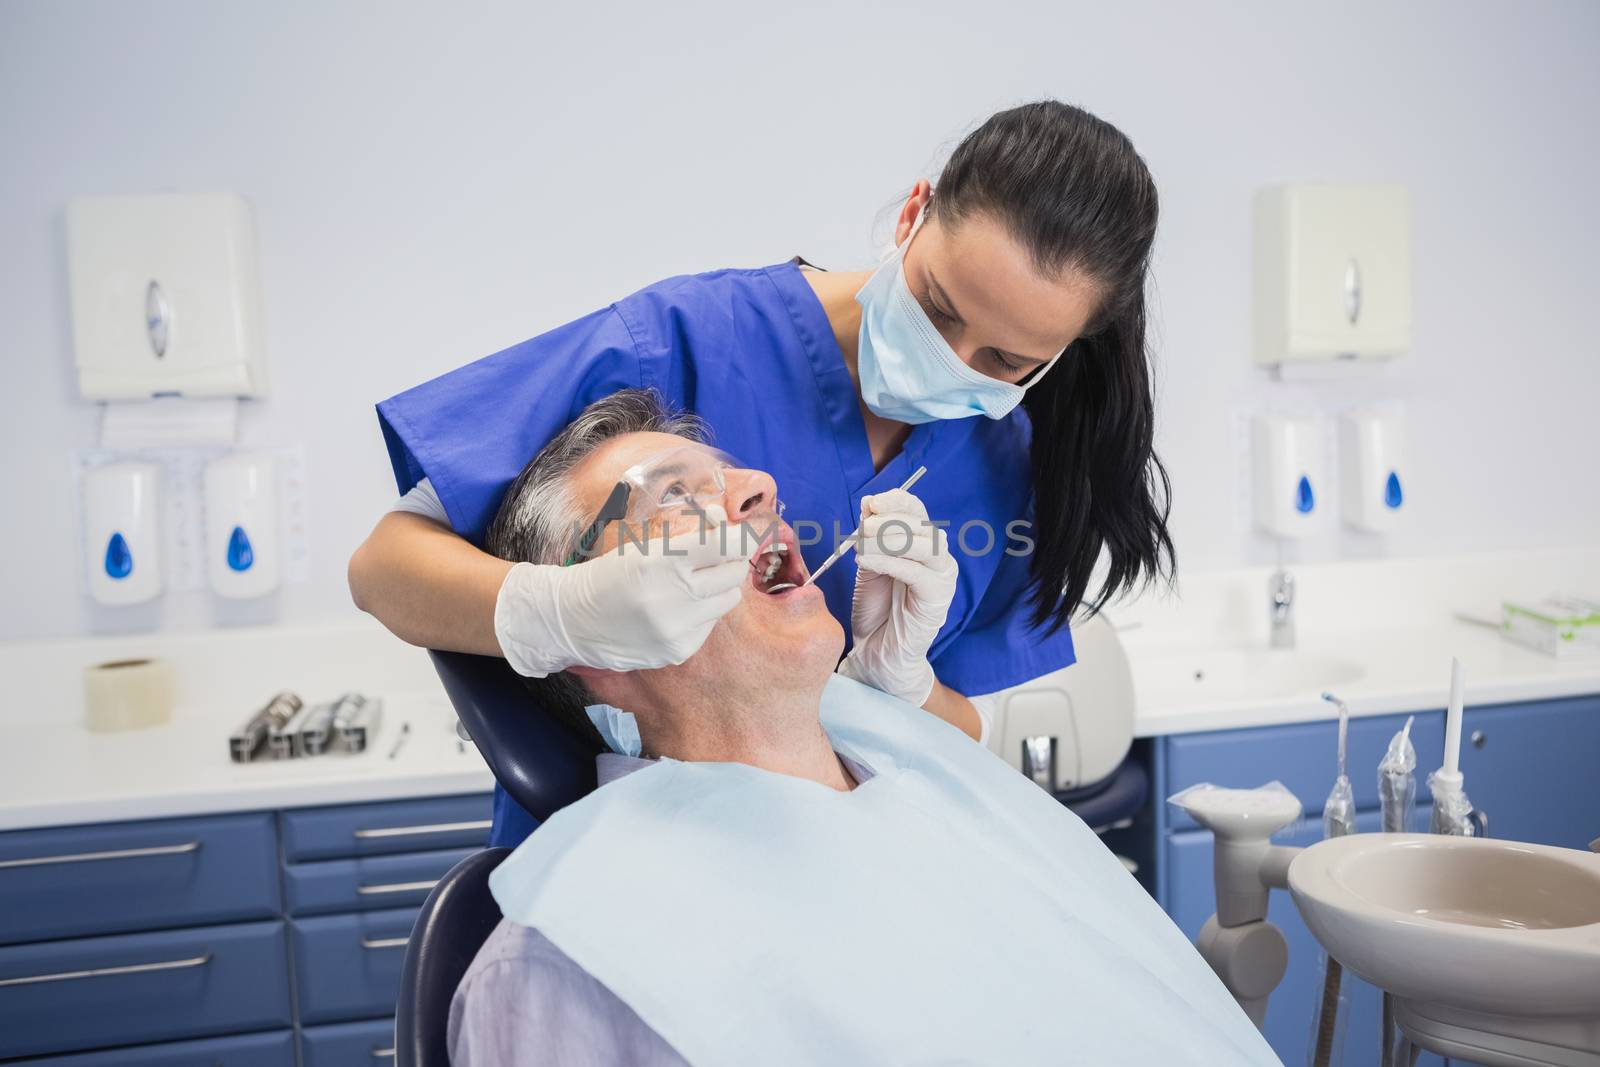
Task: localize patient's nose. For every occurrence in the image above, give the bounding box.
[721,468,777,522]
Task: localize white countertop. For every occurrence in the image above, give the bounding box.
[0,619,493,832]
[1125,616,1600,737]
[1120,544,1600,735]
[1,546,1595,832]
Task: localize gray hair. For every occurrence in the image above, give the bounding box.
[484,388,708,749]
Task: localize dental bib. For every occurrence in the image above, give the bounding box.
[489,677,1277,1066]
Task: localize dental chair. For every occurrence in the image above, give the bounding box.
[989,613,1148,858]
[394,650,598,1067]
[399,625,1147,1065]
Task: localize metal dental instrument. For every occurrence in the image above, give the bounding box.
[230,691,303,763]
[387,721,412,760]
[803,466,928,586]
[330,692,382,754]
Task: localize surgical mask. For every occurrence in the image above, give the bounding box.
[585,702,642,757]
[855,207,1065,424]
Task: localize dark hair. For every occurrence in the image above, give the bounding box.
[484,388,707,752]
[934,100,1174,631]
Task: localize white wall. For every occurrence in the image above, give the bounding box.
[3,0,1597,642]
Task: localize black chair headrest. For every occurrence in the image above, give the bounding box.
[427,649,597,822]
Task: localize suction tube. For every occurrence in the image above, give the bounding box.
[1310,693,1356,1067]
[1376,713,1417,1067]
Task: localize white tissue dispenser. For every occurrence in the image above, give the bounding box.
[1253,184,1411,366]
[204,454,279,598]
[83,462,163,605]
[1339,411,1406,532]
[1252,415,1320,539]
[66,193,267,399]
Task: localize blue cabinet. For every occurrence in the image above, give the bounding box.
[1453,695,1600,850]
[0,793,491,1062]
[5,1029,296,1066]
[284,846,476,916]
[0,920,292,1059]
[300,1017,398,1066]
[290,906,422,1025]
[1151,693,1599,1067]
[281,794,493,861]
[0,812,280,945]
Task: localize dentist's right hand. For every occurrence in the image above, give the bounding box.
[494,524,752,677]
[836,488,959,706]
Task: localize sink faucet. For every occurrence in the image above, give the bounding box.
[1269,568,1295,649]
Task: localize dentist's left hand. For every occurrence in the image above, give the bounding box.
[836,488,959,706]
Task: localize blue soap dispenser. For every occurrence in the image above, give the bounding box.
[1251,414,1322,539]
[83,462,163,606]
[1339,411,1406,533]
[204,454,280,599]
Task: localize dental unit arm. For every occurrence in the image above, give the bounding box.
[1168,782,1305,1028]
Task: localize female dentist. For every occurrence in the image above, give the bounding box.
[349,99,1174,845]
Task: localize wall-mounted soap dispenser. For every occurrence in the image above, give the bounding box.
[204,454,279,599]
[1339,411,1406,532]
[83,462,163,605]
[1253,184,1411,367]
[1252,415,1320,539]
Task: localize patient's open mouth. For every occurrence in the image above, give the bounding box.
[749,528,808,595]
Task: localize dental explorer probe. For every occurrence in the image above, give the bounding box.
[804,466,928,586]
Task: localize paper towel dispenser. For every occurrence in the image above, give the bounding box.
[1253,184,1411,366]
[66,193,267,399]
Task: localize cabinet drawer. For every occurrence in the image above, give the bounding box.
[290,907,418,1025]
[1163,711,1443,830]
[301,1017,398,1067]
[281,794,492,862]
[5,1029,295,1066]
[0,920,292,1059]
[285,847,476,916]
[0,812,279,946]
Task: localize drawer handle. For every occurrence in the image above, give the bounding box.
[0,952,211,988]
[358,878,441,896]
[361,936,410,950]
[0,840,201,871]
[372,1048,397,1059]
[352,819,491,840]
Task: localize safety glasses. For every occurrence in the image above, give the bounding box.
[563,445,742,565]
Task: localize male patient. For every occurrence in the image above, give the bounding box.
[451,389,1277,1067]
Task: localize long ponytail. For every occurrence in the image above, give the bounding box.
[936,100,1174,630]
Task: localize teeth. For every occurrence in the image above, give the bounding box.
[751,541,792,590]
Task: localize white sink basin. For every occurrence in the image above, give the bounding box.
[1290,833,1600,1064]
[1138,649,1364,704]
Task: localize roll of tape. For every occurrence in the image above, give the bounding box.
[83,658,175,733]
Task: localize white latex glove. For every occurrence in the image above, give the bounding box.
[836,488,959,706]
[495,522,751,676]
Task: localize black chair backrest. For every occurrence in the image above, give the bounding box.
[427,649,596,822]
[394,847,510,1067]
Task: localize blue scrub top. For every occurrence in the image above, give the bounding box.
[376,262,1076,845]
